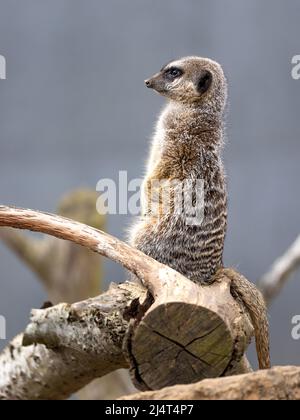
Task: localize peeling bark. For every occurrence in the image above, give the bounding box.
[0,206,263,399]
[0,283,147,400]
[0,192,135,399]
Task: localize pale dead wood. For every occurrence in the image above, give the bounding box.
[0,205,164,296]
[0,282,147,400]
[260,235,300,304]
[128,269,253,391]
[0,278,251,400]
[120,366,300,400]
[0,205,256,399]
[0,191,135,399]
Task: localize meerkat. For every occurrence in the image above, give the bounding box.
[129,56,270,370]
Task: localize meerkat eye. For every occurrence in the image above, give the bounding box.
[164,67,183,81]
[197,70,212,94]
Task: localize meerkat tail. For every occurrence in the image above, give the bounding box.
[223,268,271,370]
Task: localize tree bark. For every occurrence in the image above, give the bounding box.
[0,282,147,400]
[0,191,135,399]
[121,366,300,400]
[0,206,256,399]
[127,269,253,391]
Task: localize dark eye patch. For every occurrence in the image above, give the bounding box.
[164,67,183,81]
[197,70,212,94]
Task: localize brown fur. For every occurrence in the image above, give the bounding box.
[129,56,270,369]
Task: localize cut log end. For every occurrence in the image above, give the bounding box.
[129,302,234,390]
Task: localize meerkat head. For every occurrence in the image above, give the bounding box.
[145,56,227,111]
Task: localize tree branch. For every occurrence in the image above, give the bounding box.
[0,205,164,297]
[0,205,257,399]
[260,235,300,304]
[0,192,135,399]
[121,366,300,400]
[0,282,147,400]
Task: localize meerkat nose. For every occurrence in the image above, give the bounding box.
[145,79,153,88]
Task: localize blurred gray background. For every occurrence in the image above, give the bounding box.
[0,0,300,368]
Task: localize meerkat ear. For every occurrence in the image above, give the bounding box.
[197,70,212,94]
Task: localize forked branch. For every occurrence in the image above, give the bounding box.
[0,206,256,399]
